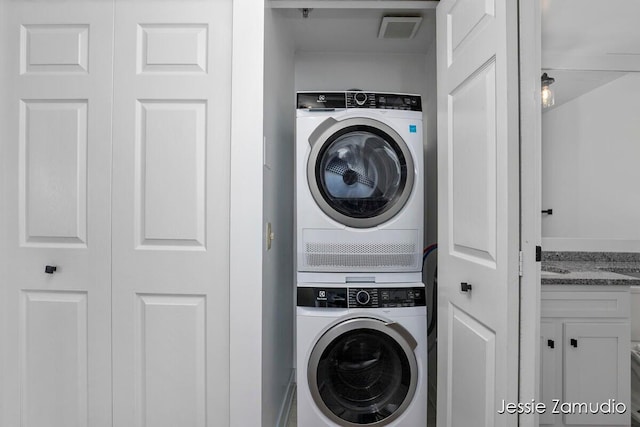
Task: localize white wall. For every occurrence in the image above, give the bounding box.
[295,51,428,95]
[262,7,295,427]
[542,73,640,252]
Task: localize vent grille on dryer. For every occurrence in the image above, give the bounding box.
[304,242,417,269]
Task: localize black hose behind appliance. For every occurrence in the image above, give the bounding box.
[422,245,438,337]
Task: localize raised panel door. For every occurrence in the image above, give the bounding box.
[0,1,114,426]
[436,0,521,425]
[111,1,232,426]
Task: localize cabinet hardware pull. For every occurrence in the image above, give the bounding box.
[547,339,554,349]
[570,338,578,348]
[44,265,57,274]
[460,282,472,292]
[541,209,553,215]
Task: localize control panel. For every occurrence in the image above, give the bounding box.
[297,91,422,112]
[297,287,426,308]
[346,92,421,111]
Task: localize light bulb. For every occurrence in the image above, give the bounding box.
[541,72,555,109]
[541,85,554,108]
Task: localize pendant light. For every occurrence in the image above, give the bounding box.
[541,72,555,108]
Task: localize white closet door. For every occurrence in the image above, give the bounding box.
[436,0,521,426]
[111,1,232,426]
[0,1,114,427]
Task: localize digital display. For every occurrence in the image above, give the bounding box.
[389,289,407,300]
[376,94,421,111]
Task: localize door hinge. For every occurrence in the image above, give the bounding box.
[536,245,542,262]
[519,251,524,277]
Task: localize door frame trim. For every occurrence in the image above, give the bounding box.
[229,0,265,426]
[517,0,542,426]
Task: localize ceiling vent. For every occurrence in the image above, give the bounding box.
[378,16,423,39]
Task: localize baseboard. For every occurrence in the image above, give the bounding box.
[276,369,296,427]
[542,237,640,252]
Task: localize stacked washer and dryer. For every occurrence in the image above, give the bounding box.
[295,91,428,426]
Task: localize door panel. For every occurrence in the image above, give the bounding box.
[437,0,520,426]
[1,1,114,426]
[20,100,89,246]
[137,24,208,73]
[449,0,495,56]
[136,295,207,427]
[449,59,497,264]
[111,1,232,426]
[449,306,496,426]
[21,291,89,427]
[135,100,207,248]
[20,24,90,74]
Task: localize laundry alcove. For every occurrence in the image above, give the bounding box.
[260,3,438,425]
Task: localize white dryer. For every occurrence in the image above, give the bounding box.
[296,284,427,426]
[296,91,424,282]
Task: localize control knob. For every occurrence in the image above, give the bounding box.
[356,290,371,305]
[354,92,368,106]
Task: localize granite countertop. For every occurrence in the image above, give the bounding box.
[541,252,640,286]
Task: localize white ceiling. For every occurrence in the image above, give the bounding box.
[275,8,436,54]
[541,0,640,108]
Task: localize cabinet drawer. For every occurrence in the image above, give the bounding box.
[541,290,629,318]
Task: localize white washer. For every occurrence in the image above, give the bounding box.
[296,284,427,426]
[296,91,424,282]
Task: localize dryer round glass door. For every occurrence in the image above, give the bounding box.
[307,317,418,426]
[307,117,415,228]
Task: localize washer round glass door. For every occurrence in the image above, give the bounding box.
[307,317,418,426]
[307,118,415,228]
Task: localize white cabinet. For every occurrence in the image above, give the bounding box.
[540,286,631,427]
[564,322,630,425]
[540,320,561,426]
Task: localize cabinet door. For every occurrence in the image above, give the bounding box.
[564,322,630,425]
[111,1,232,426]
[540,321,561,425]
[0,2,114,427]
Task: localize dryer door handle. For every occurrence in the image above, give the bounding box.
[384,321,418,350]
